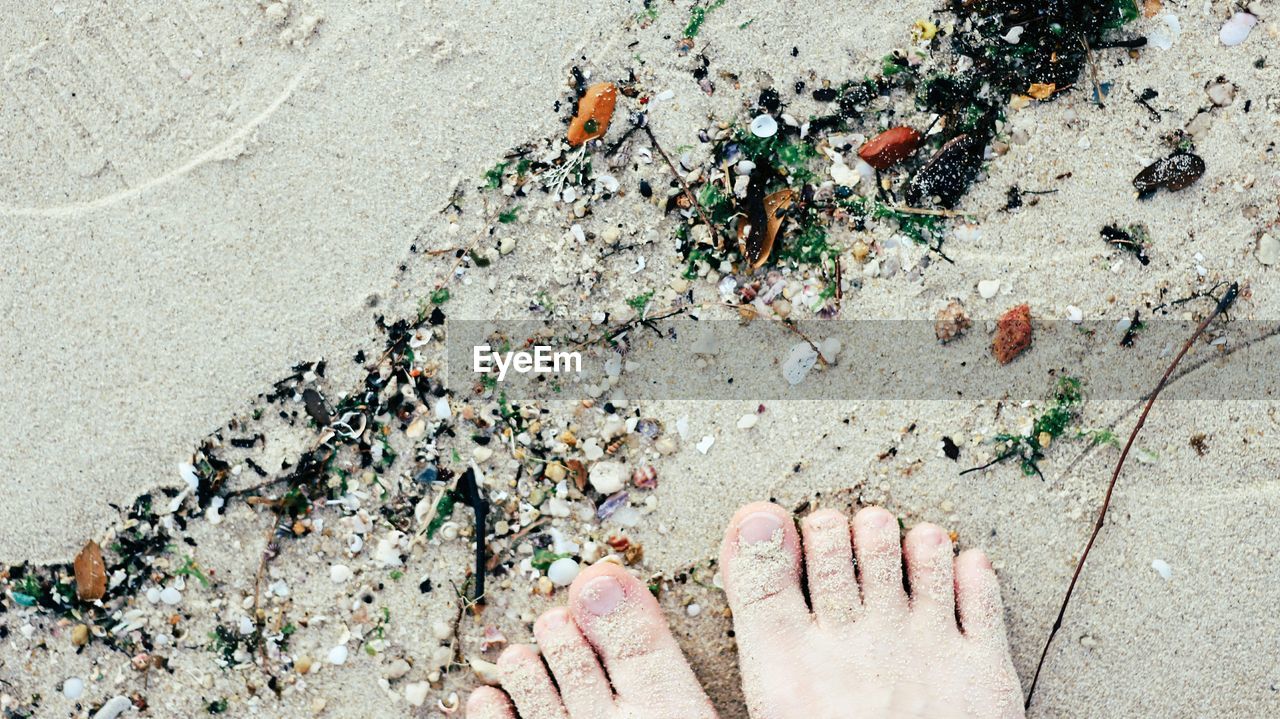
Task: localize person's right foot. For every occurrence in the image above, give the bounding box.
[719,502,1025,719]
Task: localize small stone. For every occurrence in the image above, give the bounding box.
[330,564,353,583]
[405,417,426,439]
[696,435,716,454]
[385,658,412,680]
[159,587,182,605]
[404,681,431,707]
[977,280,1000,299]
[544,462,567,481]
[62,677,85,700]
[750,114,778,138]
[1066,305,1083,323]
[737,413,758,430]
[1151,559,1173,580]
[327,645,349,665]
[71,624,90,647]
[296,656,314,674]
[686,603,702,618]
[992,304,1033,365]
[1218,12,1257,46]
[473,447,493,463]
[547,557,581,587]
[782,342,819,385]
[1256,234,1278,266]
[93,696,133,719]
[589,461,628,494]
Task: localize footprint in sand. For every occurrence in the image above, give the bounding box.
[0,0,320,216]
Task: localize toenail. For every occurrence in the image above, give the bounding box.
[540,608,570,629]
[738,512,783,544]
[579,576,625,616]
[862,508,892,529]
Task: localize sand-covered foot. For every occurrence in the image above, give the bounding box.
[720,502,1024,719]
[467,562,718,719]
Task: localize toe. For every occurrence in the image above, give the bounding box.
[568,562,715,716]
[954,549,1009,646]
[533,607,614,716]
[852,506,908,615]
[496,645,569,719]
[800,508,862,626]
[467,687,517,719]
[903,522,958,631]
[718,502,811,633]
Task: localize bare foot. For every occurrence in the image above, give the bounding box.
[468,562,718,719]
[719,502,1024,719]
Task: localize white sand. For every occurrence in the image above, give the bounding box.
[3,1,1279,718]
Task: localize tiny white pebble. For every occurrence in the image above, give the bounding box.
[1219,12,1257,46]
[330,564,353,584]
[62,677,85,700]
[696,435,716,454]
[737,414,758,430]
[686,603,702,617]
[547,557,581,587]
[977,279,1000,299]
[1066,305,1083,323]
[159,587,182,605]
[1151,559,1172,580]
[145,587,161,604]
[327,644,349,665]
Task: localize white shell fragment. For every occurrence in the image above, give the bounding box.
[588,461,628,494]
[1219,12,1257,46]
[782,342,818,385]
[750,114,778,138]
[1151,559,1173,580]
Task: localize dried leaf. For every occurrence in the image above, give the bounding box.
[1027,82,1057,100]
[567,83,618,146]
[565,459,588,492]
[74,540,107,602]
[737,188,793,269]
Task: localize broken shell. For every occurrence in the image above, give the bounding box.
[857,126,923,170]
[1133,152,1205,198]
[905,134,984,208]
[632,465,658,489]
[567,83,618,146]
[992,304,1033,365]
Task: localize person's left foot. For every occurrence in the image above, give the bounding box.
[467,562,719,719]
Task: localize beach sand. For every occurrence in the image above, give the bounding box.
[2,1,1279,717]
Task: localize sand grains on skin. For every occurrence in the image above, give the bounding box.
[470,561,718,719]
[720,502,1025,719]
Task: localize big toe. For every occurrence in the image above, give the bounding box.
[568,562,716,717]
[718,502,810,631]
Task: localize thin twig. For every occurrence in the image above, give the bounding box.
[643,124,724,247]
[1080,34,1105,108]
[1024,282,1239,709]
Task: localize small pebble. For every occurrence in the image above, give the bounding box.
[327,645,349,665]
[404,681,431,707]
[686,603,702,618]
[71,624,90,647]
[159,587,182,605]
[547,557,581,587]
[737,414,758,430]
[330,564,353,583]
[977,280,1000,299]
[93,696,133,719]
[589,461,628,494]
[1219,12,1257,46]
[1151,558,1173,580]
[62,677,85,700]
[695,435,716,454]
